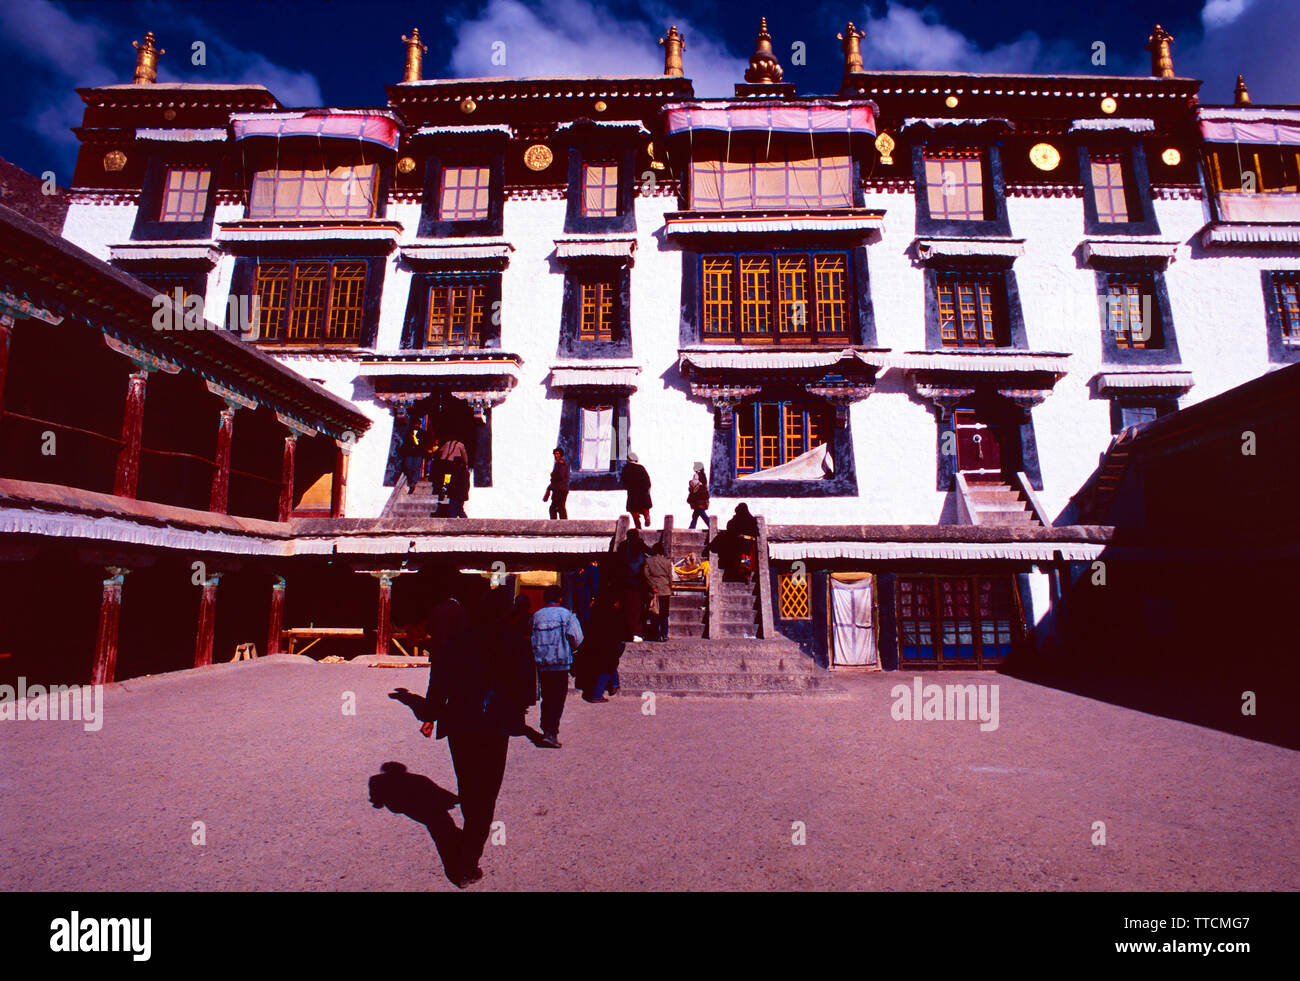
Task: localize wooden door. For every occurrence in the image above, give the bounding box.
[954,407,1003,482]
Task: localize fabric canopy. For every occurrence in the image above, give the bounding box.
[232,112,401,151]
[666,102,875,136]
[832,577,877,667]
[1199,110,1300,147]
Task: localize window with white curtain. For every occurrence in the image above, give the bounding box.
[578,405,614,471]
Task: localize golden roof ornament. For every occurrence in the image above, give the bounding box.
[874,132,894,166]
[659,26,685,77]
[744,17,783,84]
[1235,74,1252,106]
[1145,24,1174,79]
[402,28,427,83]
[838,23,864,78]
[132,32,163,85]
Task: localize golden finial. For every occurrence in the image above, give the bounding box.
[838,23,864,79]
[402,28,427,83]
[659,25,685,78]
[1234,73,1252,106]
[1145,24,1174,79]
[744,17,783,84]
[131,31,163,85]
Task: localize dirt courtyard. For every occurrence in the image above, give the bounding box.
[1,655,1296,891]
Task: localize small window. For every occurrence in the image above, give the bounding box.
[159,168,211,222]
[427,281,488,347]
[936,273,1007,347]
[578,405,614,471]
[581,162,619,218]
[735,401,828,476]
[778,573,811,620]
[1270,273,1300,346]
[1104,276,1161,349]
[254,259,367,344]
[924,150,985,221]
[578,278,617,341]
[248,151,377,219]
[439,166,491,221]
[1090,152,1130,223]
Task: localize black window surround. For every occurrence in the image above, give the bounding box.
[933,398,1045,492]
[400,271,502,351]
[680,244,877,347]
[922,262,1029,349]
[555,394,630,490]
[228,252,386,349]
[564,141,637,234]
[1092,266,1181,365]
[131,155,220,241]
[558,260,632,358]
[1108,396,1178,434]
[1262,270,1300,365]
[1077,141,1160,236]
[912,142,1012,238]
[708,391,859,498]
[416,149,506,238]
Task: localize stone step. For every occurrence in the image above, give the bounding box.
[617,670,832,692]
[620,651,814,672]
[667,624,704,639]
[977,509,1035,525]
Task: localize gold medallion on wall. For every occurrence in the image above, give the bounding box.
[1029,143,1061,171]
[523,144,553,172]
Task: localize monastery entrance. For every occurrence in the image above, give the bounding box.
[954,404,1019,482]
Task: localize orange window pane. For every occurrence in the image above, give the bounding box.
[777,256,808,333]
[580,280,615,340]
[288,263,328,340]
[735,409,755,473]
[1278,279,1300,343]
[159,168,211,222]
[758,402,780,470]
[814,254,847,336]
[327,262,366,342]
[739,256,772,336]
[702,256,733,337]
[937,281,957,343]
[254,263,290,339]
[783,404,806,462]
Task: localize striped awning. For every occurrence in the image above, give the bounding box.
[665,213,884,236]
[768,541,1103,561]
[890,351,1071,374]
[665,101,876,136]
[1069,118,1155,133]
[553,237,637,260]
[549,365,641,388]
[916,237,1025,261]
[412,124,515,139]
[556,119,650,136]
[902,117,1013,131]
[1094,371,1194,393]
[136,127,227,142]
[1199,109,1300,147]
[1201,223,1300,247]
[231,111,401,151]
[109,242,221,265]
[679,349,888,371]
[1082,239,1179,262]
[400,241,514,263]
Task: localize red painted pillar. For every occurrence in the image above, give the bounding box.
[208,404,237,514]
[193,573,221,668]
[114,369,150,498]
[0,315,13,408]
[330,444,349,518]
[267,576,286,656]
[277,435,297,522]
[373,571,394,658]
[91,567,127,685]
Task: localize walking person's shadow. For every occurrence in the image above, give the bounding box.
[368,761,463,886]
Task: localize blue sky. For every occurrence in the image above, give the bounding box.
[1,0,1295,184]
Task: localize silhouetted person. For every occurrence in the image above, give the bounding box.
[616,529,647,641]
[419,586,533,887]
[581,591,626,701]
[530,585,583,748]
[436,435,470,518]
[620,451,652,529]
[545,447,570,519]
[720,503,759,582]
[399,419,428,493]
[687,461,710,529]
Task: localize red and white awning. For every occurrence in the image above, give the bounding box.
[231,110,402,151]
[1199,108,1300,147]
[665,100,875,136]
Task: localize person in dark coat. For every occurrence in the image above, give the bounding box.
[719,503,759,582]
[419,586,534,888]
[544,447,570,520]
[687,461,710,529]
[399,419,428,493]
[620,451,652,529]
[435,435,471,518]
[581,592,625,701]
[616,529,647,640]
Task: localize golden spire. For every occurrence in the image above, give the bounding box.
[402,28,427,83]
[1145,24,1174,78]
[1234,73,1252,106]
[744,17,783,84]
[659,25,685,77]
[838,22,865,78]
[131,31,163,85]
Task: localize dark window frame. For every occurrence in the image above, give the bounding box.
[1262,270,1300,364]
[1078,141,1159,236]
[564,143,637,234]
[697,248,856,345]
[229,254,385,349]
[417,148,505,238]
[912,141,1012,238]
[1108,396,1178,434]
[895,574,1020,668]
[922,263,1028,350]
[131,154,220,241]
[555,393,630,490]
[401,271,503,351]
[558,260,632,358]
[1092,266,1181,365]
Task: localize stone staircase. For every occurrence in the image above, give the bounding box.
[616,637,843,698]
[382,475,442,519]
[667,527,707,640]
[715,579,761,638]
[964,479,1041,526]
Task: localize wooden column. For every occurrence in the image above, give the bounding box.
[266,575,286,655]
[113,369,150,498]
[91,567,128,685]
[193,572,222,668]
[330,443,349,518]
[208,404,237,514]
[371,571,396,658]
[0,314,13,408]
[276,435,297,522]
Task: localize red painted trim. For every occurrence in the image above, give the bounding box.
[208,406,236,514]
[267,580,286,656]
[374,576,393,658]
[330,448,347,518]
[113,371,149,499]
[194,581,218,668]
[277,435,297,522]
[91,574,123,685]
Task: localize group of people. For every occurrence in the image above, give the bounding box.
[544,450,713,533]
[399,419,471,518]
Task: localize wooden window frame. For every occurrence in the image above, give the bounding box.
[734,400,828,476]
[248,150,378,220]
[438,165,492,222]
[1103,272,1162,350]
[1089,151,1131,224]
[923,150,986,221]
[426,279,489,348]
[935,271,1008,348]
[778,573,811,620]
[896,574,1020,668]
[158,167,212,223]
[700,250,852,344]
[578,277,617,341]
[254,259,368,344]
[581,161,620,218]
[1271,273,1300,346]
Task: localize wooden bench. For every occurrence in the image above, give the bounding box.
[281,627,366,658]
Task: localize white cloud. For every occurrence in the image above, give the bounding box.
[445,0,744,97]
[855,2,1058,74]
[1201,0,1257,29]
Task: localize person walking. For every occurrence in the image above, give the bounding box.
[620,451,652,529]
[530,585,583,748]
[642,540,674,642]
[616,529,647,641]
[436,433,470,518]
[687,461,710,530]
[544,447,570,520]
[399,418,428,493]
[581,591,625,701]
[419,586,533,888]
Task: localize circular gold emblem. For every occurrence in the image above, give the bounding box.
[397,156,416,174]
[945,95,959,108]
[1100,96,1118,114]
[523,144,553,172]
[460,97,477,114]
[1161,147,1182,166]
[103,150,127,172]
[163,108,177,121]
[594,100,607,112]
[1029,143,1061,171]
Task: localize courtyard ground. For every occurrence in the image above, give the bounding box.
[1,654,1296,891]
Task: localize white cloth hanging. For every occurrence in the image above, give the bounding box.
[832,576,877,667]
